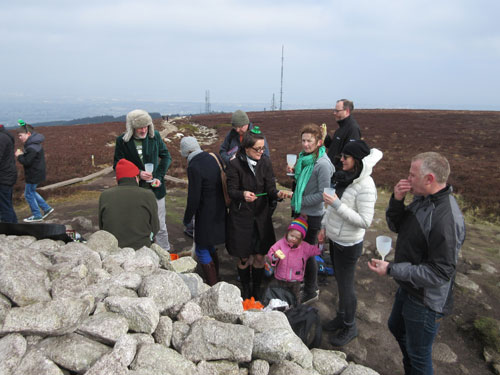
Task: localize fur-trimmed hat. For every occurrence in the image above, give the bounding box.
[115,158,140,181]
[288,217,308,239]
[180,136,201,158]
[123,109,155,142]
[231,110,249,127]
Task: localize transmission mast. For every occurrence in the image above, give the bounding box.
[279,45,284,110]
[271,94,276,111]
[205,90,211,113]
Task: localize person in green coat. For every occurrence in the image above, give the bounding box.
[99,158,159,249]
[113,109,172,251]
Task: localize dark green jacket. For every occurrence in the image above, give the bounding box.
[99,178,160,249]
[113,130,171,199]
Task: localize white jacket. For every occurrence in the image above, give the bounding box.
[322,148,383,245]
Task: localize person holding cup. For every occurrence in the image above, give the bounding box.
[319,140,382,346]
[289,123,334,304]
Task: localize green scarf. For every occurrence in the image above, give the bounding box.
[292,146,326,213]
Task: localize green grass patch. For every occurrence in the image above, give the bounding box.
[474,317,500,352]
[214,123,232,129]
[178,124,198,133]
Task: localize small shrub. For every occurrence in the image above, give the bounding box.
[474,316,500,352]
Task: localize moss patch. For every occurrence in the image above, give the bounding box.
[474,316,500,352]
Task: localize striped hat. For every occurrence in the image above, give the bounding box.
[288,217,308,239]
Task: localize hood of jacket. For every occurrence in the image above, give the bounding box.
[353,148,383,184]
[24,132,45,153]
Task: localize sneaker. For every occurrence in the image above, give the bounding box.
[329,324,358,346]
[302,289,320,305]
[24,215,43,223]
[323,314,345,332]
[42,208,54,219]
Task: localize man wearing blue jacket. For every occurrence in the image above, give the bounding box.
[368,152,465,375]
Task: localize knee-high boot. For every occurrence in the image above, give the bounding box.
[201,262,218,286]
[237,267,251,300]
[211,250,220,281]
[251,267,265,301]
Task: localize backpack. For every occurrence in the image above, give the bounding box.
[284,304,322,349]
[209,153,231,207]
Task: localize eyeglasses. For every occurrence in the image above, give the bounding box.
[251,147,265,153]
[333,108,345,114]
[340,153,352,159]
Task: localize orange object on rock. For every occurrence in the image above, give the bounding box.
[242,297,264,311]
[170,253,179,260]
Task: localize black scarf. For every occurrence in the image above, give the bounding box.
[332,167,362,199]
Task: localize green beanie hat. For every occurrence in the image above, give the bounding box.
[231,110,249,127]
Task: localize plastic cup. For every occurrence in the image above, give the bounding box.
[286,154,297,176]
[376,235,392,261]
[145,163,154,183]
[323,187,336,208]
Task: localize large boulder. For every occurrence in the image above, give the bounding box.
[181,317,254,363]
[130,343,197,374]
[77,312,129,344]
[104,296,159,334]
[0,333,27,375]
[194,282,243,323]
[0,297,93,336]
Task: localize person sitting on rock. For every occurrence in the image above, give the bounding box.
[99,158,159,249]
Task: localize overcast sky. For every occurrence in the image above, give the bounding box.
[1,0,499,110]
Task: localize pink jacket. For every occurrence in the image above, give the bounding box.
[267,237,321,282]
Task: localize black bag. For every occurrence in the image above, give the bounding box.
[261,286,297,308]
[285,304,322,349]
[0,222,73,242]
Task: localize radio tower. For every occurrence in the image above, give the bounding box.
[279,45,284,110]
[205,90,211,113]
[271,94,276,111]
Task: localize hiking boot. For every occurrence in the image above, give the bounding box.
[329,324,358,347]
[301,289,320,305]
[24,215,43,223]
[201,261,218,287]
[323,313,345,332]
[42,208,54,219]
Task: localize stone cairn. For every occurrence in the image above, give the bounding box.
[0,230,380,375]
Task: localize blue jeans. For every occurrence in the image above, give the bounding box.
[24,183,51,218]
[388,287,444,375]
[0,184,17,223]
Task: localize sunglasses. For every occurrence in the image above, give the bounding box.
[340,153,352,159]
[251,147,265,153]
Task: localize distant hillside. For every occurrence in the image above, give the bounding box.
[33,112,162,127]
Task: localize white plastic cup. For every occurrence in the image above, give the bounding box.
[323,187,336,208]
[376,235,392,260]
[286,154,297,176]
[144,163,154,183]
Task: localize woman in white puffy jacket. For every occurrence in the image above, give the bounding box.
[319,140,382,347]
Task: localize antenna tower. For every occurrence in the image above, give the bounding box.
[271,94,276,111]
[205,90,211,113]
[279,45,284,110]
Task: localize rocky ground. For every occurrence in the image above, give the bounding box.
[9,117,500,374]
[13,169,500,375]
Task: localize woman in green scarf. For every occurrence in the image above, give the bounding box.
[288,123,334,304]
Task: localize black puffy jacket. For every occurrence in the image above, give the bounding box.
[0,128,17,186]
[17,132,46,184]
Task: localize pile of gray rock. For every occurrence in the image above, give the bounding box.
[0,230,380,375]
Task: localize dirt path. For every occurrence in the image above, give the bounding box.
[13,168,500,375]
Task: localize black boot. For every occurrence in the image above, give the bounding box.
[251,267,265,301]
[237,267,251,300]
[323,312,345,332]
[329,321,358,347]
[212,251,220,281]
[201,261,218,286]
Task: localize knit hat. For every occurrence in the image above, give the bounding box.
[115,158,140,181]
[180,136,201,158]
[288,217,308,239]
[231,110,249,127]
[123,109,155,142]
[342,140,370,160]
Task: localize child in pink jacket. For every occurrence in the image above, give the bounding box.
[267,217,321,304]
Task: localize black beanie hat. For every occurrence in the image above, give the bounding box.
[342,140,370,160]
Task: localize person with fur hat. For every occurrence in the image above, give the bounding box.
[113,109,172,251]
[219,110,270,166]
[319,139,383,346]
[266,217,322,304]
[180,136,226,286]
[99,158,159,250]
[0,124,18,223]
